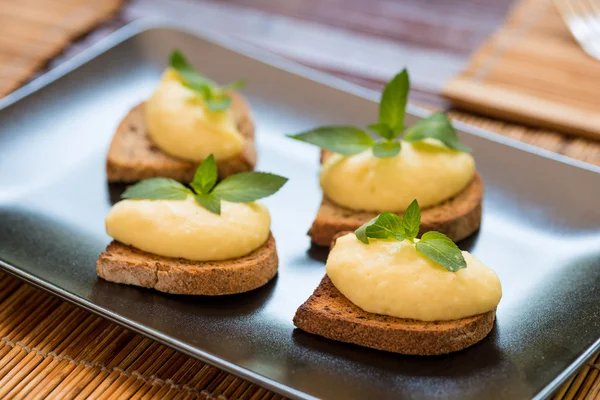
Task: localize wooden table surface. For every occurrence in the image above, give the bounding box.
[52,0,516,108]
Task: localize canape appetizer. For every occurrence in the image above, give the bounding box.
[97,155,287,295]
[289,70,482,245]
[293,200,501,355]
[107,50,255,182]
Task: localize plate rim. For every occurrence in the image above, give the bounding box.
[1,18,599,176]
[0,18,598,400]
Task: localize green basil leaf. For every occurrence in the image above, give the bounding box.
[169,50,215,88]
[367,212,405,241]
[355,216,378,244]
[194,193,221,215]
[122,178,192,200]
[212,172,288,202]
[402,199,420,240]
[372,140,401,158]
[206,96,232,112]
[222,80,246,92]
[367,122,394,140]
[416,231,467,272]
[183,80,213,99]
[379,69,409,136]
[170,50,242,113]
[190,154,218,195]
[288,126,374,156]
[354,212,404,244]
[404,113,471,152]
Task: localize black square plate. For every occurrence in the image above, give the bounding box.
[0,20,598,400]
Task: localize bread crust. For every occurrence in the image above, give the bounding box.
[96,234,278,295]
[106,92,256,182]
[308,150,483,246]
[293,275,496,355]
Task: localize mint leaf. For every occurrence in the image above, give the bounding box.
[212,172,288,202]
[372,141,401,158]
[170,50,215,88]
[194,193,221,215]
[366,213,405,241]
[206,96,232,112]
[353,200,467,273]
[191,154,218,194]
[184,83,232,112]
[122,178,192,200]
[416,231,467,272]
[183,80,213,99]
[119,153,287,214]
[404,113,471,152]
[379,69,409,137]
[354,212,404,244]
[355,216,377,244]
[402,199,420,241]
[170,50,244,112]
[367,122,394,140]
[288,126,374,156]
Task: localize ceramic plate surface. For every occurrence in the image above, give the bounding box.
[0,20,599,400]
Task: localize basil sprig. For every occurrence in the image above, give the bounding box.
[404,113,471,152]
[286,126,374,155]
[170,50,246,112]
[122,155,288,215]
[288,69,470,158]
[354,200,467,272]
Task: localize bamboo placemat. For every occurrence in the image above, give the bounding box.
[0,0,598,399]
[0,271,281,399]
[0,268,595,400]
[442,0,600,142]
[0,268,598,400]
[0,170,594,400]
[0,0,124,97]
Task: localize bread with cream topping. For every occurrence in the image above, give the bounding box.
[106,92,256,183]
[308,150,483,246]
[293,275,496,355]
[96,233,277,295]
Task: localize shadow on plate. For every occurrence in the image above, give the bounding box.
[289,324,533,399]
[456,228,481,252]
[291,325,503,377]
[107,182,129,205]
[90,272,279,318]
[307,242,329,263]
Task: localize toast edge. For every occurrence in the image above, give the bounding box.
[308,173,483,247]
[106,95,256,183]
[96,234,278,295]
[293,276,496,355]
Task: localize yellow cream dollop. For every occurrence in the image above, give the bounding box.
[145,69,244,162]
[106,196,270,261]
[320,141,475,211]
[326,234,502,321]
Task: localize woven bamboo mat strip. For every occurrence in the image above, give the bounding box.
[0,0,124,97]
[0,0,598,398]
[0,271,284,400]
[442,0,600,142]
[0,264,597,400]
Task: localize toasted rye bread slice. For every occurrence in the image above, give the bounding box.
[96,234,277,295]
[293,275,496,355]
[106,92,256,183]
[308,150,483,246]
